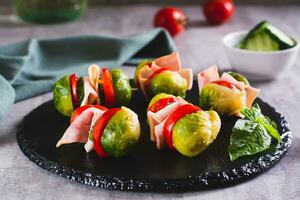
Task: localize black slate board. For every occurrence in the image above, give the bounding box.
[16,81,292,192]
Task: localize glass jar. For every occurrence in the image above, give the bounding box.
[13,0,88,24]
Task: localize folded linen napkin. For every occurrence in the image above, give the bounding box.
[0,28,176,120]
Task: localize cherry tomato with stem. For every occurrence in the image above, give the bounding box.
[154,7,187,37]
[203,0,235,25]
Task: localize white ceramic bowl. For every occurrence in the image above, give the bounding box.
[222,31,299,80]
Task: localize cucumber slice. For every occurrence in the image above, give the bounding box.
[238,21,296,51]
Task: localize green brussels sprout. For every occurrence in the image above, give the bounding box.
[134,60,152,85]
[227,71,250,85]
[173,110,221,157]
[101,107,141,157]
[110,69,132,105]
[150,70,187,98]
[200,83,246,116]
[53,75,74,116]
[148,93,174,109]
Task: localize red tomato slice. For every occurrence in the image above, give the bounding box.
[102,68,116,108]
[163,104,201,149]
[92,108,121,157]
[69,74,78,108]
[70,105,108,123]
[144,67,170,98]
[147,97,177,113]
[212,80,234,89]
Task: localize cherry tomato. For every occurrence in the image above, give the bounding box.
[69,74,78,108]
[144,67,170,99]
[203,0,235,25]
[92,108,121,157]
[154,7,187,37]
[102,68,116,108]
[212,80,234,89]
[70,105,108,123]
[147,97,177,113]
[163,104,201,149]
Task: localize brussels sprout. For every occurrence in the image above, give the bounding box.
[227,71,250,85]
[53,75,74,116]
[101,107,141,157]
[150,70,187,98]
[200,83,246,116]
[148,93,175,109]
[173,110,221,157]
[110,69,132,105]
[134,60,152,85]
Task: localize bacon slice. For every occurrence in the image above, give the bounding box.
[245,86,260,108]
[151,52,181,71]
[88,64,101,93]
[220,73,246,91]
[137,65,153,97]
[80,77,98,106]
[197,65,220,92]
[56,108,105,148]
[154,119,167,149]
[178,69,193,90]
[83,108,106,152]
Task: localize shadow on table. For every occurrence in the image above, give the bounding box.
[0,131,16,146]
[187,20,215,28]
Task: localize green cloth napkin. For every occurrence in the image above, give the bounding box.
[0,28,176,120]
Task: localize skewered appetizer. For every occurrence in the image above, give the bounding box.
[147,93,221,157]
[53,65,132,116]
[56,105,141,158]
[198,66,260,116]
[134,52,193,99]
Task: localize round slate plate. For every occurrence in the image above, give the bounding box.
[16,81,292,192]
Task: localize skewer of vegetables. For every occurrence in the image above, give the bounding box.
[53,65,132,116]
[197,65,260,116]
[134,52,193,99]
[147,93,221,157]
[56,105,141,158]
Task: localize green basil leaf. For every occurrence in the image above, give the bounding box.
[228,119,272,161]
[256,116,282,142]
[241,103,261,120]
[241,103,281,142]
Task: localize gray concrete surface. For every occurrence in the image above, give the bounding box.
[2,0,300,5]
[0,5,299,200]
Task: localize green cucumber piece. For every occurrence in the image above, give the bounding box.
[238,21,296,51]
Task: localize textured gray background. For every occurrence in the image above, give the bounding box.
[1,0,300,5]
[0,4,300,200]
